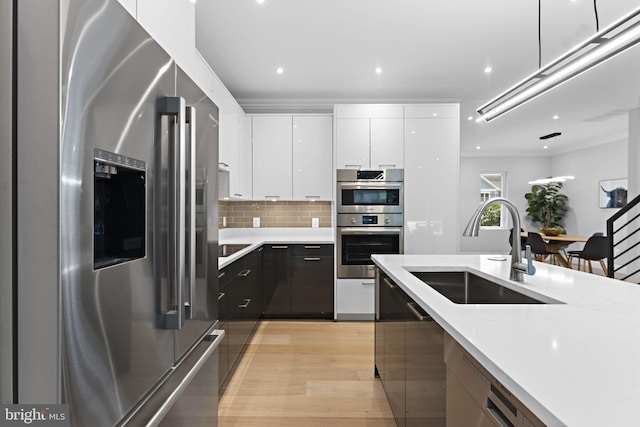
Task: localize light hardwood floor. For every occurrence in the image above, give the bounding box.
[218,321,396,427]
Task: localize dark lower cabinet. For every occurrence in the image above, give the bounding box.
[290,245,333,318]
[262,245,291,316]
[219,242,333,393]
[218,247,262,393]
[263,244,333,318]
[375,268,446,427]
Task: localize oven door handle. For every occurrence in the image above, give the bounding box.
[338,227,403,235]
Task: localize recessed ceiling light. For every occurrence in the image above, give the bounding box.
[484,66,492,73]
[553,115,559,120]
[256,0,265,4]
[543,145,549,149]
[432,113,438,117]
[467,116,473,121]
[276,67,284,74]
[476,146,481,150]
[375,67,382,75]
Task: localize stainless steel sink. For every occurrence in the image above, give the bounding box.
[218,243,252,257]
[410,271,560,304]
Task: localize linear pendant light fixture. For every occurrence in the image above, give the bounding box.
[476,6,640,123]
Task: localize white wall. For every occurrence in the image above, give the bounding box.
[459,139,628,254]
[550,139,627,238]
[459,155,550,254]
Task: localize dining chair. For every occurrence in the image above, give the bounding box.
[527,232,562,265]
[567,235,608,275]
[548,229,569,257]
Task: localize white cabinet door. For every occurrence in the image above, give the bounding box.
[232,115,252,199]
[219,110,238,171]
[370,118,404,169]
[404,112,459,254]
[292,116,333,200]
[335,278,375,320]
[252,115,293,201]
[335,118,370,169]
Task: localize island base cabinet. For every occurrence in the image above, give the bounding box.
[375,268,446,427]
[444,333,546,427]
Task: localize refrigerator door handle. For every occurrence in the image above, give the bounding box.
[158,96,186,330]
[146,329,225,427]
[185,105,196,320]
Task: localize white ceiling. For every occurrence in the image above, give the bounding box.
[195,0,640,156]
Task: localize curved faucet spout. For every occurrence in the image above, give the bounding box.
[463,197,534,282]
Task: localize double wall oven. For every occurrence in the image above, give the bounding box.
[336,169,404,278]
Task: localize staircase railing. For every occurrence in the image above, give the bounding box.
[607,193,640,281]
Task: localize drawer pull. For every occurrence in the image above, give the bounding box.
[218,292,225,301]
[238,298,251,308]
[304,245,321,249]
[304,257,321,261]
[218,272,226,279]
[272,245,289,249]
[257,247,264,253]
[383,277,395,289]
[362,281,375,285]
[407,302,430,321]
[238,269,252,277]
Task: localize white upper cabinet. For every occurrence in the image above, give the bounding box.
[335,118,370,169]
[292,115,333,201]
[403,104,460,255]
[370,118,404,169]
[335,104,404,169]
[252,115,293,201]
[234,115,252,199]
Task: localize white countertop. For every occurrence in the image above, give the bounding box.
[218,227,334,268]
[372,254,640,427]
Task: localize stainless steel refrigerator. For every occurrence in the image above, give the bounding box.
[13,0,223,425]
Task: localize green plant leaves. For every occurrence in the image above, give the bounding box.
[524,181,569,228]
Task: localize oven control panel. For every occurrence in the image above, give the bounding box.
[337,213,403,227]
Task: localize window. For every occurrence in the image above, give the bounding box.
[480,172,505,228]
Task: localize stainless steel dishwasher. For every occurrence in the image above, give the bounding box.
[444,333,547,427]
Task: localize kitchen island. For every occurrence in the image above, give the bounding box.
[372,254,640,427]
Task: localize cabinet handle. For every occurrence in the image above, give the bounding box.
[265,195,280,200]
[218,292,225,301]
[233,193,243,197]
[272,245,289,249]
[362,281,375,285]
[304,257,321,261]
[407,302,431,321]
[238,269,252,277]
[383,277,395,289]
[304,245,321,249]
[378,164,396,168]
[345,164,361,169]
[238,298,251,308]
[257,247,264,253]
[219,162,229,168]
[218,272,226,280]
[305,195,320,199]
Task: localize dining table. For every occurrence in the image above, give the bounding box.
[521,232,589,268]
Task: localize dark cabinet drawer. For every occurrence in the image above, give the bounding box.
[291,244,333,257]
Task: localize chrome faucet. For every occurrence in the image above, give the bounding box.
[463,197,536,282]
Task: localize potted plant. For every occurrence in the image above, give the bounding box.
[524,181,569,235]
